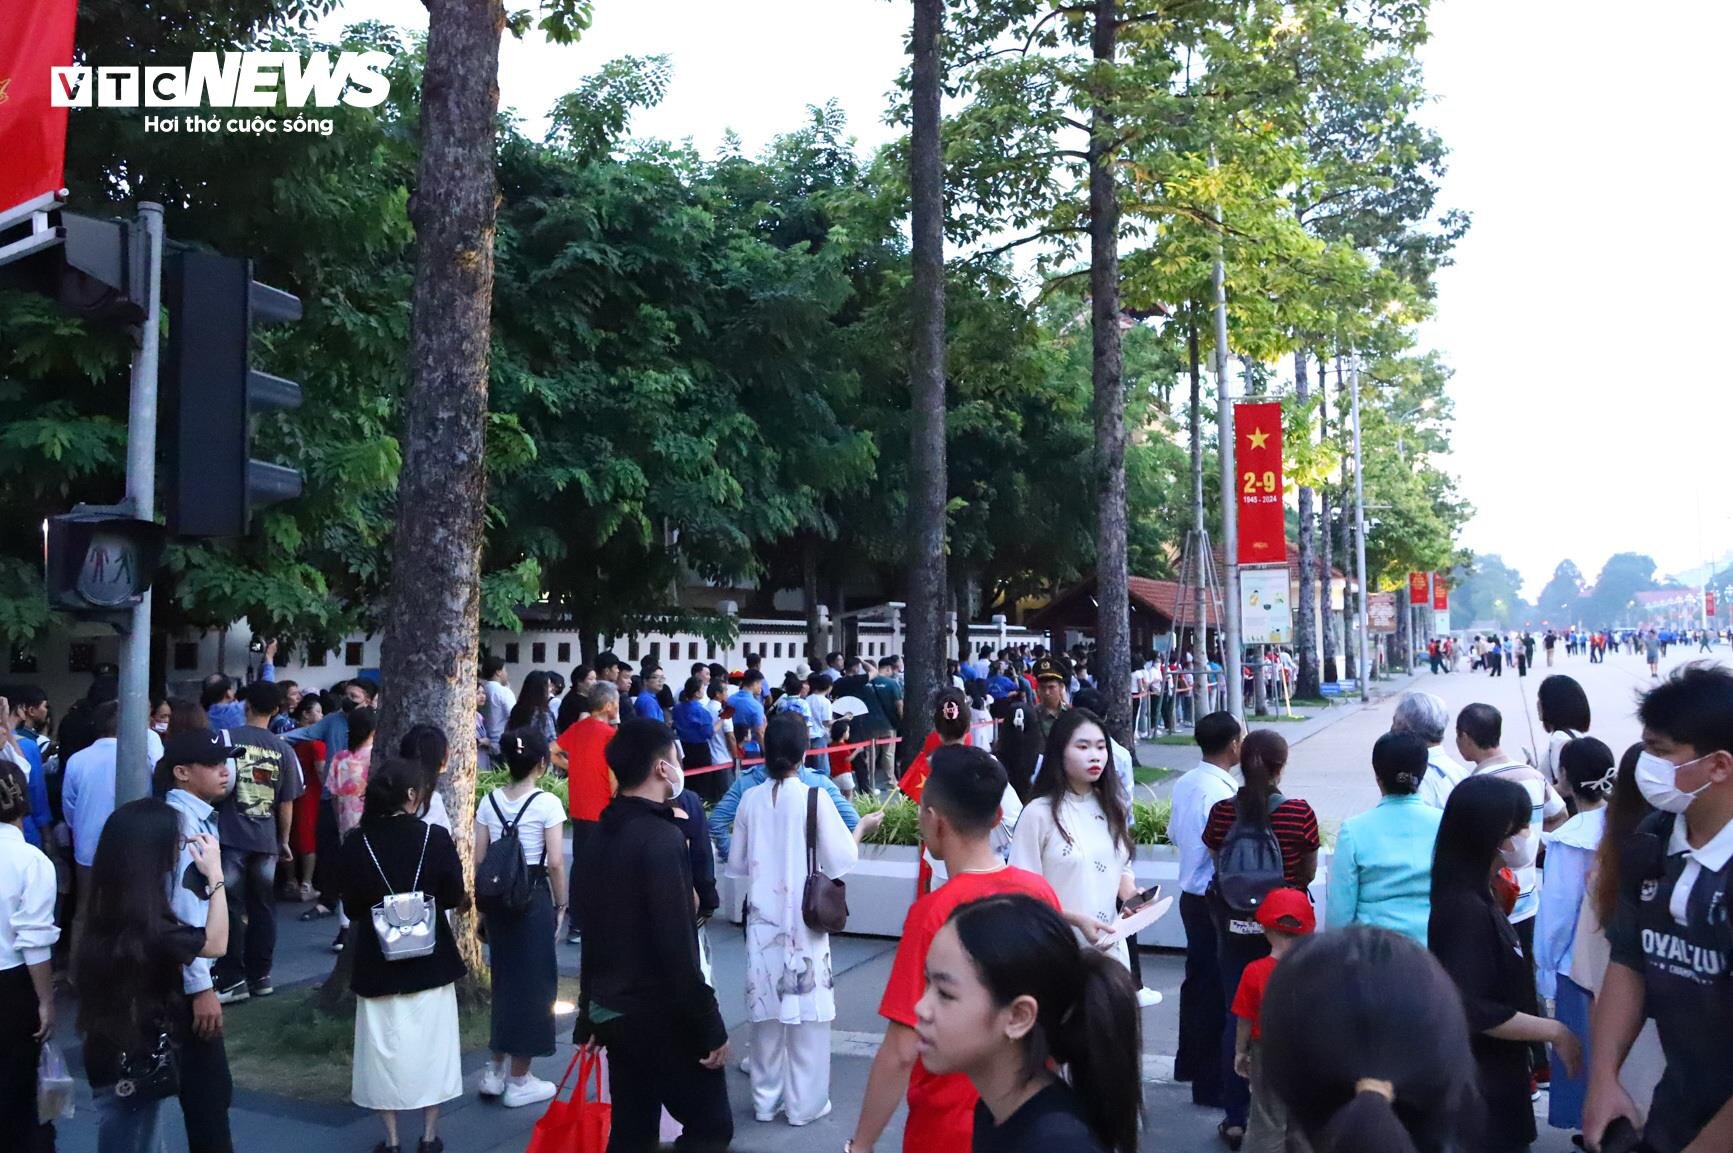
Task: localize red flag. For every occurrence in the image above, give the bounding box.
[1234,401,1285,565]
[1408,572,1428,605]
[1433,579,1449,612]
[0,0,78,218]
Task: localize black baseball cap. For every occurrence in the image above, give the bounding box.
[158,729,240,772]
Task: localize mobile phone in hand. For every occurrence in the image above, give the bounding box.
[1599,1117,1644,1153]
[1122,884,1161,914]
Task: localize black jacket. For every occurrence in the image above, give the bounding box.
[674,789,719,917]
[339,815,469,998]
[575,795,725,1055]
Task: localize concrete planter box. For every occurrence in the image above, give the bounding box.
[720,842,1332,947]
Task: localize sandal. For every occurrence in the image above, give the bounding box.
[298,904,335,921]
[1218,1120,1245,1151]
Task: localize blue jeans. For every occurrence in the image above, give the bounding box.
[94,1090,164,1153]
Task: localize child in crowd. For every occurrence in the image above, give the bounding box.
[1232,888,1317,1153]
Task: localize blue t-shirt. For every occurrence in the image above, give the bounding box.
[671,699,714,746]
[727,690,766,754]
[986,674,1017,700]
[634,690,665,722]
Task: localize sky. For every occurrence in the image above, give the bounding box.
[321,0,1733,598]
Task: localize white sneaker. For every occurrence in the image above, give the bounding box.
[502,1075,558,1109]
[788,1101,833,1128]
[1135,987,1163,1009]
[478,1065,505,1098]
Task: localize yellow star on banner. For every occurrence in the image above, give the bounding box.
[0,77,11,105]
[1247,427,1269,450]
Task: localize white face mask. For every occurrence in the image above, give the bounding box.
[660,757,684,800]
[151,721,169,734]
[1497,836,1529,870]
[1635,751,1714,814]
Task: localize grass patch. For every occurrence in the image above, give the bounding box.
[1133,765,1178,786]
[1288,697,1331,708]
[1251,713,1311,723]
[224,977,582,1104]
[1149,734,1196,746]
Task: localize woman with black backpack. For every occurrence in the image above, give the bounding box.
[1200,729,1319,1150]
[473,728,568,1109]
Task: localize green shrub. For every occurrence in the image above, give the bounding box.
[850,792,1171,848]
[1130,798,1171,846]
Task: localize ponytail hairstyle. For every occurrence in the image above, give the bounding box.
[990,698,1043,803]
[933,687,971,743]
[1261,926,1479,1153]
[498,726,549,782]
[1234,728,1289,828]
[347,705,377,752]
[361,757,425,827]
[762,712,809,790]
[947,895,1141,1153]
[1558,736,1617,804]
[1030,708,1131,857]
[680,676,703,703]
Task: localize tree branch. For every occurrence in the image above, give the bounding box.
[1033,267,1092,309]
[964,224,1088,263]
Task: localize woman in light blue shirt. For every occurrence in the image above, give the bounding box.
[1325,731,1443,945]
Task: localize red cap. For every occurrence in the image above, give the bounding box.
[1255,888,1316,935]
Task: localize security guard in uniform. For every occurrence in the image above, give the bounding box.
[1586,664,1733,1153]
[1031,654,1070,743]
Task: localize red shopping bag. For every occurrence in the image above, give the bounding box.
[526,1045,610,1153]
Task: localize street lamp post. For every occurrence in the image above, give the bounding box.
[1349,354,1371,702]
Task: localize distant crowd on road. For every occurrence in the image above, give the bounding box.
[1427,626,1731,680]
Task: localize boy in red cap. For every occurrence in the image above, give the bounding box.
[1231,888,1316,1153]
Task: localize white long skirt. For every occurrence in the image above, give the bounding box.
[353,984,463,1111]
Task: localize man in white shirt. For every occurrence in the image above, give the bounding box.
[1456,702,1568,951]
[1391,690,1470,810]
[1168,710,1242,1108]
[479,655,516,767]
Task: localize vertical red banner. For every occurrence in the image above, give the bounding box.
[1408,571,1428,605]
[1234,401,1285,565]
[1707,590,1716,618]
[0,0,78,218]
[1433,579,1449,612]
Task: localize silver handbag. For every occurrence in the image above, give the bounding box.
[363,826,438,962]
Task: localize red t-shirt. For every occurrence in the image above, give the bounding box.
[555,716,615,822]
[1231,954,1278,1038]
[879,866,1060,1153]
[1202,796,1321,883]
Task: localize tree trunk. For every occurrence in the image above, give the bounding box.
[904,0,948,758]
[1293,349,1320,698]
[1318,354,1337,684]
[370,0,507,991]
[1088,0,1132,747]
[1335,355,1356,682]
[954,570,973,660]
[802,536,822,664]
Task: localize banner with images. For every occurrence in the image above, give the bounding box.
[1368,591,1398,633]
[1240,567,1292,645]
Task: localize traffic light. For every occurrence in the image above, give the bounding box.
[44,507,166,619]
[0,212,149,324]
[162,250,304,537]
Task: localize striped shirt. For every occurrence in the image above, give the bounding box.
[1203,795,1322,883]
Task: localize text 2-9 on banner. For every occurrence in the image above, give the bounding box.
[1235,401,1285,566]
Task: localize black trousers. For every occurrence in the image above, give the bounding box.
[1174,892,1225,1107]
[594,1016,732,1153]
[312,796,342,910]
[0,965,53,1153]
[176,997,234,1153]
[566,819,597,937]
[1514,916,1546,1075]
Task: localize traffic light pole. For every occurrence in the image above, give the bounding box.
[115,203,163,805]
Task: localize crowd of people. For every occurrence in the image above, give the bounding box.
[1,643,1730,1153]
[1428,627,1733,679]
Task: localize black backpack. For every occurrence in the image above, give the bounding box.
[475,790,542,916]
[1214,791,1288,919]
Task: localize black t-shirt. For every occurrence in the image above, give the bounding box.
[83,921,206,1088]
[972,1081,1108,1153]
[1607,811,1733,1153]
[1428,887,1538,1152]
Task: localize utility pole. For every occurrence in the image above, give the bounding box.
[1349,354,1371,703]
[115,202,163,804]
[1187,312,1210,709]
[1210,193,1242,719]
